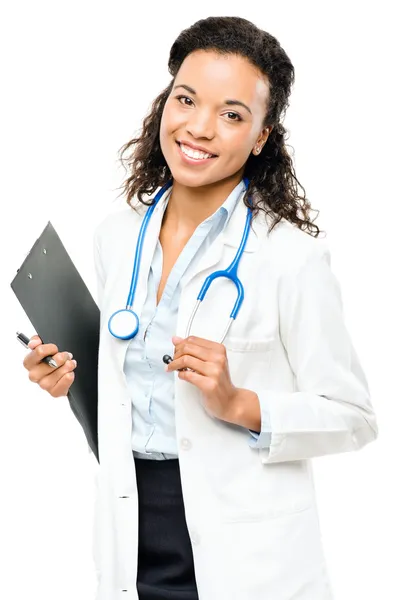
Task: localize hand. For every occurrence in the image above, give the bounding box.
[165,335,240,423]
[23,335,77,398]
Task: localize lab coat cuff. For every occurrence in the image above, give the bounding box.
[248,395,272,449]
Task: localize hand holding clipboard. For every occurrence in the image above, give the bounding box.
[11,222,100,462]
[18,332,77,396]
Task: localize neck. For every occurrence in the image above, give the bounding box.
[163,172,244,231]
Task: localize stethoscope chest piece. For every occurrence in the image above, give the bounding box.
[108,308,139,340]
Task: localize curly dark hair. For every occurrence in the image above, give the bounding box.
[117,16,324,237]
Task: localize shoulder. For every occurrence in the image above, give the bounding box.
[257,213,331,276]
[94,203,145,248]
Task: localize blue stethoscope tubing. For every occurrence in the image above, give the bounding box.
[108,177,252,343]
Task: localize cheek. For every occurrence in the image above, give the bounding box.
[160,104,181,137]
[159,111,169,146]
[221,131,253,164]
[159,108,182,155]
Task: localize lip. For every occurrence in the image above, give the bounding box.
[177,140,217,156]
[176,141,218,166]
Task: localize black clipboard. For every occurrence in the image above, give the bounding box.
[10,222,100,462]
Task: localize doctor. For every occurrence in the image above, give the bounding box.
[24,16,378,600]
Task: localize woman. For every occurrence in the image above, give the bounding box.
[24,16,378,600]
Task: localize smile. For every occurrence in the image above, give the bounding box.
[176,142,217,165]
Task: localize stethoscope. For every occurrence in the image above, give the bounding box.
[108,177,253,364]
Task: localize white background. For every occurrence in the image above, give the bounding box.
[1,1,398,598]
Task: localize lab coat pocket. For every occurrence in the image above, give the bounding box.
[205,508,333,599]
[224,335,275,353]
[224,336,275,389]
[219,458,314,523]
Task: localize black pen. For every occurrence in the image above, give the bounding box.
[16,331,58,368]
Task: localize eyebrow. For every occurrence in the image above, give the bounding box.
[173,84,252,115]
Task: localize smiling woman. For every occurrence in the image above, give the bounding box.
[22,14,378,600]
[159,51,270,195]
[118,17,322,238]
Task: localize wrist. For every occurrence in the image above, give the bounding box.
[227,387,261,432]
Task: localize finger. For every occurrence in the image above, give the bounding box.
[177,368,208,391]
[48,351,74,368]
[173,342,210,362]
[167,354,215,377]
[23,343,59,370]
[35,359,77,393]
[48,371,76,397]
[28,335,42,349]
[27,351,73,381]
[174,336,224,352]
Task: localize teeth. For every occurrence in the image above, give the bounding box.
[180,143,214,160]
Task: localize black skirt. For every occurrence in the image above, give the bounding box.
[134,456,199,600]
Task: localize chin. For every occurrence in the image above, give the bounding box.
[170,165,230,189]
[173,174,206,188]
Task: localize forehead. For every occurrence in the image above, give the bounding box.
[176,50,269,108]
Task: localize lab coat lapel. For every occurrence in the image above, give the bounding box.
[177,191,259,339]
[109,195,169,374]
[180,189,258,291]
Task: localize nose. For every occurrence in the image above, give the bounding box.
[186,109,215,140]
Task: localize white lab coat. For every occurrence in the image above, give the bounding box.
[91,187,377,600]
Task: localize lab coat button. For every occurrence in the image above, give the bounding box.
[180,438,192,450]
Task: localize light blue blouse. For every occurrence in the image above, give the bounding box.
[123,180,271,460]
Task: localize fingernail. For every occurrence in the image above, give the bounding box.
[172,336,183,343]
[68,353,73,359]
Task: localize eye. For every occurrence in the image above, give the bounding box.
[225,112,243,122]
[176,95,194,106]
[175,96,242,122]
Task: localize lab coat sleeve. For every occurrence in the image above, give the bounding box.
[257,244,378,464]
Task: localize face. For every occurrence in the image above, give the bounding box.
[159,50,270,189]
